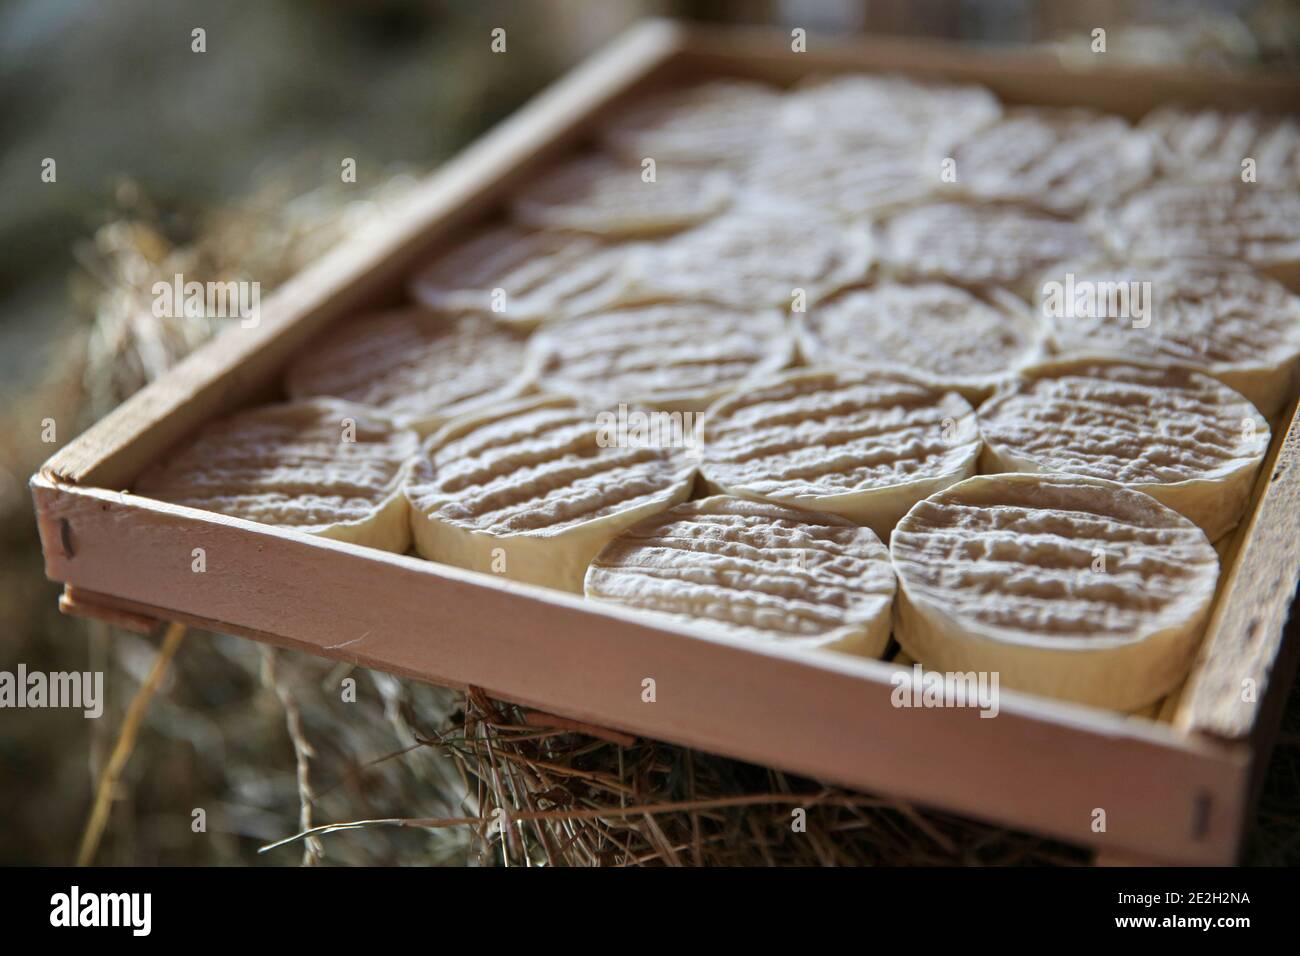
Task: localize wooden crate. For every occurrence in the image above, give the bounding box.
[30,20,1300,866]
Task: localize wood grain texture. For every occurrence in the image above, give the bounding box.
[31,475,1249,864]
[59,586,158,635]
[1176,396,1300,738]
[673,23,1300,116]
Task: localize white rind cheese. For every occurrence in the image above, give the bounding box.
[777,74,1001,153]
[698,368,981,540]
[1095,182,1300,290]
[407,224,636,327]
[1139,105,1300,187]
[585,495,896,657]
[599,80,781,167]
[740,139,936,221]
[977,359,1270,542]
[526,301,795,412]
[405,395,697,592]
[621,206,873,310]
[948,107,1155,215]
[1037,261,1300,416]
[890,473,1220,711]
[134,398,419,552]
[510,153,731,237]
[879,202,1102,298]
[798,282,1049,402]
[284,308,531,435]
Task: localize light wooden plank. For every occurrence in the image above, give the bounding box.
[59,585,158,635]
[674,22,1300,116]
[1176,396,1300,739]
[31,475,1249,864]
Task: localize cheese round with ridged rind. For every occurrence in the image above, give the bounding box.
[798,282,1049,402]
[977,359,1269,542]
[1096,182,1300,288]
[698,368,980,540]
[741,139,936,221]
[1139,105,1300,186]
[134,399,418,552]
[585,495,895,657]
[599,79,781,167]
[880,202,1102,297]
[527,300,794,412]
[890,473,1220,711]
[510,154,731,237]
[284,308,530,435]
[1037,261,1300,416]
[622,207,872,310]
[405,395,696,592]
[948,107,1155,216]
[407,224,636,328]
[777,74,1001,152]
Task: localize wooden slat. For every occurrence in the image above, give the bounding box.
[40,18,688,491]
[673,23,1300,116]
[1176,396,1300,738]
[59,585,159,635]
[30,474,1249,864]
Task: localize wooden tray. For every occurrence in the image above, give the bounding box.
[30,20,1300,866]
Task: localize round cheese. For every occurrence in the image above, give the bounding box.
[1036,260,1300,416]
[1139,105,1300,186]
[134,398,418,552]
[777,74,1001,152]
[948,107,1155,215]
[599,79,781,167]
[1096,182,1300,289]
[797,281,1049,402]
[510,153,731,237]
[405,395,696,592]
[621,206,872,310]
[527,300,795,412]
[284,308,530,435]
[890,473,1220,711]
[698,368,980,540]
[879,202,1102,298]
[740,139,936,221]
[407,224,636,328]
[977,359,1270,542]
[585,495,895,657]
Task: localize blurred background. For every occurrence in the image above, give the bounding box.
[3,0,1299,866]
